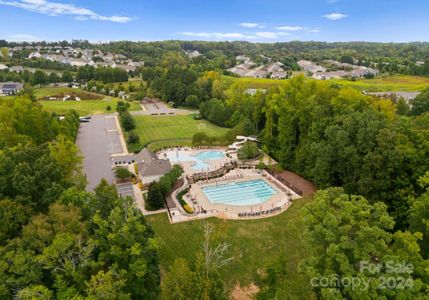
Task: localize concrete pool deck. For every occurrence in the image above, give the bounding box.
[167,167,301,223]
[157,148,235,174]
[189,169,295,213]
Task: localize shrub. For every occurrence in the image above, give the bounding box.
[106,105,112,111]
[134,163,139,174]
[238,141,259,160]
[138,181,144,190]
[120,111,136,131]
[183,204,194,214]
[128,132,140,144]
[113,166,133,180]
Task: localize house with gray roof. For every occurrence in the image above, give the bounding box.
[0,82,23,96]
[112,148,171,184]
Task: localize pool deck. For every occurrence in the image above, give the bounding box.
[189,169,293,214]
[153,147,301,224]
[158,148,235,174]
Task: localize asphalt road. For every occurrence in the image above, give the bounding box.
[76,114,123,191]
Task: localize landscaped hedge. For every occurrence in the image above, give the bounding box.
[177,188,193,214]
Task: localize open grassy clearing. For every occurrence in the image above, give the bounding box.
[331,75,429,92]
[222,75,288,89]
[130,114,229,147]
[223,75,429,92]
[40,99,139,115]
[147,197,314,296]
[35,86,140,115]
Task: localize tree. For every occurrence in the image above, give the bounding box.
[48,72,61,84]
[127,132,140,145]
[237,141,259,160]
[410,87,429,116]
[120,110,136,131]
[61,71,73,83]
[409,172,429,259]
[185,94,199,108]
[31,70,48,86]
[1,47,10,61]
[92,196,160,298]
[161,258,194,300]
[396,97,410,115]
[297,188,428,299]
[146,182,164,210]
[85,270,130,300]
[340,55,354,64]
[0,199,31,244]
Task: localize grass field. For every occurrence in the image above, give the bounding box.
[129,114,229,151]
[331,75,429,92]
[147,198,314,297]
[35,86,140,115]
[40,99,139,115]
[223,75,429,92]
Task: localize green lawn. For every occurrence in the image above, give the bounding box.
[35,86,140,115]
[223,75,429,92]
[40,99,140,116]
[130,114,229,150]
[331,75,429,92]
[147,198,314,297]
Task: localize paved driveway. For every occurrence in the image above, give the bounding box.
[116,182,135,199]
[76,114,124,191]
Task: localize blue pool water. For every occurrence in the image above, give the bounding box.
[166,150,225,171]
[202,179,277,206]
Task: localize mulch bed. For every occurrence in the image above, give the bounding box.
[273,170,317,197]
[165,177,184,209]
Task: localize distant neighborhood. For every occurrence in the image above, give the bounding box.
[1,45,144,73]
[226,54,379,80]
[227,55,288,79]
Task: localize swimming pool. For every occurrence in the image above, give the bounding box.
[202,179,277,206]
[165,150,225,171]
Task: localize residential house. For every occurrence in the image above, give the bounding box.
[297,60,327,73]
[0,82,23,96]
[112,148,172,184]
[271,71,287,79]
[10,66,24,73]
[186,50,202,59]
[28,52,42,59]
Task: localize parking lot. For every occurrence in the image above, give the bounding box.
[76,114,124,191]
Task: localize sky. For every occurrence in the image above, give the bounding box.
[0,0,428,43]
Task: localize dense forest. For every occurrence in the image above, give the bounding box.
[0,98,160,299]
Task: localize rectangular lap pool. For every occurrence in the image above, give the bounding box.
[202,179,277,206]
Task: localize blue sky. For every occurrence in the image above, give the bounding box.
[0,0,428,43]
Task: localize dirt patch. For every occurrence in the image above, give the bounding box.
[273,170,317,197]
[230,283,260,300]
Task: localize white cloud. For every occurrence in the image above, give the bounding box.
[239,22,265,28]
[322,12,348,20]
[255,32,278,39]
[0,0,134,23]
[275,26,303,31]
[6,33,41,42]
[308,28,321,33]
